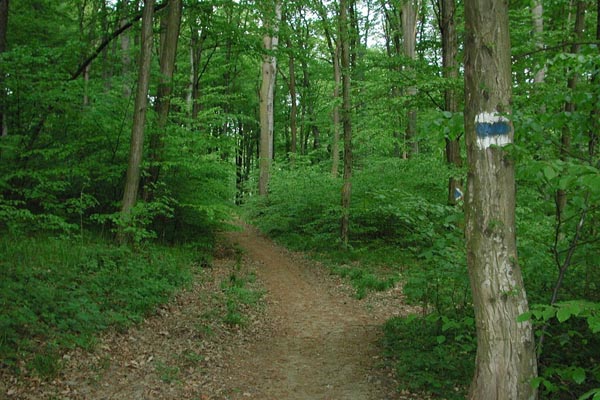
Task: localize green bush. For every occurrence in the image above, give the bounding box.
[382,313,475,399]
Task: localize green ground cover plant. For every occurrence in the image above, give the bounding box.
[0,234,205,377]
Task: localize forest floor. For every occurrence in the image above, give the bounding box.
[3,222,422,400]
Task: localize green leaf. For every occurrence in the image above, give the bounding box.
[517,311,532,323]
[587,315,600,334]
[542,165,557,181]
[556,307,572,323]
[436,335,446,344]
[579,388,600,400]
[571,367,586,385]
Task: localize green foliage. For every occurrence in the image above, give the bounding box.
[518,301,600,398]
[0,234,203,377]
[382,314,475,399]
[332,265,397,299]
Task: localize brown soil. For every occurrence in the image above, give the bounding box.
[3,222,420,400]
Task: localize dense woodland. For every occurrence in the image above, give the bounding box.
[1,0,599,398]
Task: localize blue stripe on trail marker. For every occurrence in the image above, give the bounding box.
[476,121,511,138]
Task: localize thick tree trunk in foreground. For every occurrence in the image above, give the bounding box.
[339,0,353,246]
[258,1,281,196]
[120,0,154,218]
[464,0,538,398]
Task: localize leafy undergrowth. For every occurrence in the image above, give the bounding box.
[0,234,208,377]
[382,314,475,399]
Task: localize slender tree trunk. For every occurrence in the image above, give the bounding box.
[189,3,212,120]
[0,0,8,137]
[381,2,403,157]
[464,0,538,397]
[148,0,182,185]
[119,0,133,98]
[314,2,341,175]
[340,0,353,246]
[258,1,281,196]
[556,0,586,221]
[287,35,298,159]
[120,0,155,221]
[439,0,463,204]
[531,0,545,84]
[402,0,419,158]
[331,42,341,177]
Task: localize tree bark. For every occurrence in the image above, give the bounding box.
[120,0,133,98]
[464,0,538,397]
[339,0,353,246]
[314,2,341,176]
[120,0,155,220]
[402,0,419,158]
[439,0,463,205]
[258,1,281,196]
[148,0,182,185]
[331,42,341,177]
[0,0,8,137]
[556,0,586,221]
[531,0,545,84]
[286,33,298,159]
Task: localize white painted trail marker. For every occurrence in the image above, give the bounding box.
[475,112,511,150]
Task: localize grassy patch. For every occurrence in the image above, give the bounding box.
[0,234,205,377]
[221,272,263,326]
[331,264,398,299]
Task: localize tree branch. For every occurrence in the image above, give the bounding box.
[70,1,169,81]
[513,41,600,60]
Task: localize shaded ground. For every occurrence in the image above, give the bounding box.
[3,222,419,399]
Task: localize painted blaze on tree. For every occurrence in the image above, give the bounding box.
[463,0,538,398]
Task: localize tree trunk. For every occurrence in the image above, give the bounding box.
[402,0,419,158]
[0,0,8,137]
[286,35,298,159]
[531,0,545,84]
[339,0,353,246]
[439,0,463,205]
[313,1,340,176]
[556,0,586,221]
[331,42,341,177]
[258,1,281,196]
[189,3,212,120]
[119,0,133,98]
[464,0,538,397]
[148,0,182,185]
[120,0,155,220]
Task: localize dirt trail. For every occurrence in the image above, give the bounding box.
[4,222,416,400]
[223,224,398,399]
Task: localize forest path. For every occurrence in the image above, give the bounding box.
[5,222,418,400]
[219,223,405,399]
